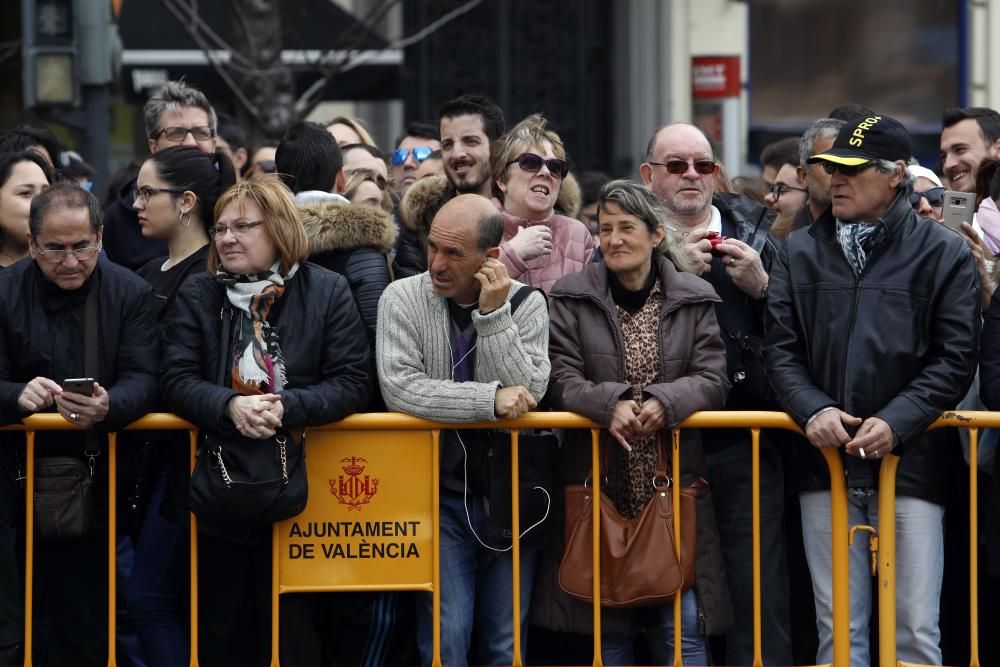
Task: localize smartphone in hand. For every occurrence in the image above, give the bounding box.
[62,378,95,396]
[942,190,975,233]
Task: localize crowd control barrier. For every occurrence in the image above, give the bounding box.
[1,411,989,667]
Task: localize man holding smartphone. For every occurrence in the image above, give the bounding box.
[0,182,158,665]
[766,113,981,667]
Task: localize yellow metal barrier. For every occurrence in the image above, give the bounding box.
[15,410,989,667]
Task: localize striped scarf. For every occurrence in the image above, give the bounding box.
[216,262,299,395]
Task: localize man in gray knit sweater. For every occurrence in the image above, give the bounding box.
[376,194,550,666]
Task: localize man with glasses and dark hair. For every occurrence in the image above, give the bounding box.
[104,80,219,271]
[0,181,158,666]
[940,106,1000,193]
[640,122,793,666]
[768,113,980,667]
[391,121,441,198]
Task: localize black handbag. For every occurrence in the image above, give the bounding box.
[33,278,100,543]
[34,456,95,542]
[187,303,308,526]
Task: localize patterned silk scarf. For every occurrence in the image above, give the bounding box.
[216,262,299,395]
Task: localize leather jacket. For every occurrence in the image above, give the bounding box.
[765,193,981,502]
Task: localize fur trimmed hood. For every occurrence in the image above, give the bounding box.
[556,171,581,219]
[398,175,454,234]
[299,200,398,255]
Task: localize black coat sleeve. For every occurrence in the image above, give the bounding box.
[278,273,372,427]
[763,242,839,426]
[392,227,425,279]
[343,248,391,344]
[160,279,239,430]
[101,283,160,431]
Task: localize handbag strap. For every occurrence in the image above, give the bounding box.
[216,302,233,388]
[83,275,100,464]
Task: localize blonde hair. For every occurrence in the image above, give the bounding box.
[325,115,377,147]
[343,168,393,212]
[210,176,308,276]
[490,114,567,188]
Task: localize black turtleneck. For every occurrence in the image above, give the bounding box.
[608,264,657,315]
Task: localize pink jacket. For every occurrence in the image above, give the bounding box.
[498,210,595,294]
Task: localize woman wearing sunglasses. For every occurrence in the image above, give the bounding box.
[906,165,945,222]
[491,114,594,293]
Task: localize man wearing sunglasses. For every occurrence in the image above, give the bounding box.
[391,122,441,198]
[768,113,980,667]
[640,122,790,665]
[103,80,219,271]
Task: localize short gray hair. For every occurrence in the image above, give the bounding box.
[143,81,218,140]
[799,118,845,169]
[874,159,914,192]
[597,179,695,274]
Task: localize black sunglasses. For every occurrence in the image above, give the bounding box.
[821,162,875,177]
[506,153,570,179]
[648,159,717,175]
[908,186,945,209]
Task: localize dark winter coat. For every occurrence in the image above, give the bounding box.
[532,255,733,637]
[299,199,397,344]
[767,193,981,503]
[0,258,159,447]
[160,263,373,433]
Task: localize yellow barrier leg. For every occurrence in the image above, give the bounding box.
[511,431,522,667]
[877,455,899,667]
[969,428,980,667]
[821,448,851,667]
[751,428,763,667]
[107,433,117,667]
[270,522,280,667]
[24,431,34,667]
[188,431,200,667]
[431,429,442,667]
[672,430,683,667]
[591,429,602,667]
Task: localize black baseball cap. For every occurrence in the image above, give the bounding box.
[808,114,912,166]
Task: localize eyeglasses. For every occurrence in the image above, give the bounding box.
[33,241,102,263]
[391,146,434,167]
[768,182,808,200]
[134,185,185,204]
[506,153,570,180]
[154,126,215,142]
[210,220,265,239]
[908,186,945,209]
[648,159,717,175]
[821,162,875,177]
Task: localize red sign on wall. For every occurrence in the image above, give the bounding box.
[692,56,741,99]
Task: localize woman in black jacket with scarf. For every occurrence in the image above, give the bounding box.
[160,178,371,667]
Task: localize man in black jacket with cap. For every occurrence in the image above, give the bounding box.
[766,113,980,667]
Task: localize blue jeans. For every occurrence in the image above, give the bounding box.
[800,490,944,667]
[416,491,539,667]
[600,589,709,665]
[126,473,187,667]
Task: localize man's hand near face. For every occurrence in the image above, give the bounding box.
[475,257,511,315]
